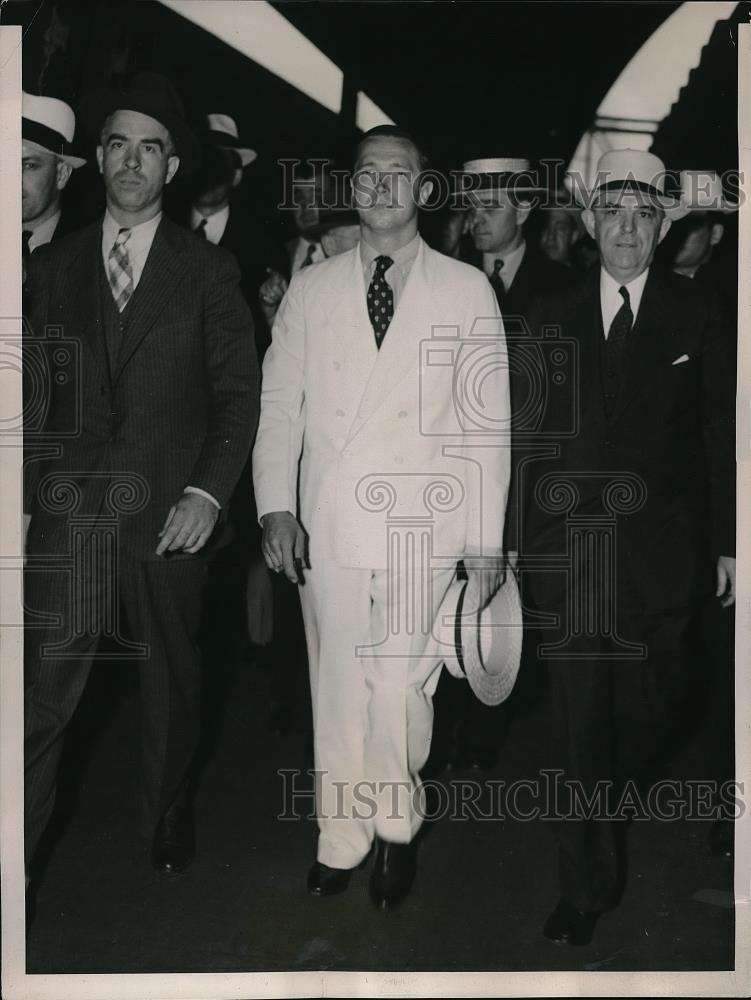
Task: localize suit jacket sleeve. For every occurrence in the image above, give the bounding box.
[251,271,306,520]
[701,288,736,558]
[462,276,511,558]
[185,249,261,508]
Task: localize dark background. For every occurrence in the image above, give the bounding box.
[5,0,747,231]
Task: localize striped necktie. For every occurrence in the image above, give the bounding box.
[107,228,134,312]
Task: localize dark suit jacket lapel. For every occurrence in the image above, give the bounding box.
[114,218,188,381]
[62,222,112,388]
[575,270,608,431]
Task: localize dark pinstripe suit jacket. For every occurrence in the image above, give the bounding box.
[24,215,260,563]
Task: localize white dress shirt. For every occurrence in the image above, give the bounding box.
[190,204,229,245]
[360,232,420,306]
[482,240,526,291]
[27,211,61,252]
[101,209,220,509]
[600,267,649,338]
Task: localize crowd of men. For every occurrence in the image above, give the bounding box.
[21,71,736,948]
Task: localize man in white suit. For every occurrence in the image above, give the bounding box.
[253,126,510,907]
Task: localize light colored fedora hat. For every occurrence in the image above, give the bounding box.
[582,148,688,220]
[457,156,542,202]
[435,570,523,706]
[22,91,86,168]
[679,170,738,213]
[206,113,257,167]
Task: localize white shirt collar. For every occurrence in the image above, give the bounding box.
[482,240,526,290]
[27,211,61,253]
[102,209,162,290]
[190,204,229,244]
[103,209,162,250]
[600,266,649,337]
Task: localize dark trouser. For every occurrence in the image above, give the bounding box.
[24,547,208,866]
[541,601,692,914]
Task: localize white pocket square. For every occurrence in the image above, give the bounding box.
[672,354,690,365]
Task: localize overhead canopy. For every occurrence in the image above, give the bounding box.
[568,1,740,185]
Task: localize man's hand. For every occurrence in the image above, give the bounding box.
[716,555,736,608]
[466,554,506,611]
[156,493,219,556]
[261,510,309,584]
[259,269,288,318]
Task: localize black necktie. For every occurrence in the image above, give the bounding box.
[300,242,317,269]
[606,285,633,357]
[488,257,505,306]
[367,255,394,349]
[194,218,208,239]
[22,230,32,260]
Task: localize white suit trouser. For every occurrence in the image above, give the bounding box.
[298,556,456,869]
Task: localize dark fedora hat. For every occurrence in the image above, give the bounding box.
[81,71,201,174]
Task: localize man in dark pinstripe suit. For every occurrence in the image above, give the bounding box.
[23,72,259,885]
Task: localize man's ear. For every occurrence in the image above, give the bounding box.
[165,155,180,185]
[96,146,104,176]
[56,160,73,191]
[710,222,725,247]
[516,200,532,228]
[231,167,243,189]
[657,216,672,244]
[581,208,596,241]
[416,178,434,208]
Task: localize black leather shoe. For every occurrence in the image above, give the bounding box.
[307,862,354,897]
[151,805,195,875]
[543,898,599,946]
[369,838,416,910]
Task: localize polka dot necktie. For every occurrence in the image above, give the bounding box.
[367,254,394,349]
[194,218,208,239]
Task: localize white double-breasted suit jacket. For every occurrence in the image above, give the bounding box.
[252,237,511,571]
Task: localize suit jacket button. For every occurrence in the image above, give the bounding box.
[398,410,407,418]
[604,439,613,449]
[336,409,345,417]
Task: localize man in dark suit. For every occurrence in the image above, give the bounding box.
[23,72,259,886]
[21,91,86,257]
[187,114,286,360]
[433,159,573,772]
[463,157,572,319]
[520,150,735,945]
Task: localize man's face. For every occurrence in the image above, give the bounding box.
[468,191,529,255]
[293,177,329,237]
[96,109,179,220]
[540,208,578,265]
[583,192,671,282]
[192,147,238,210]
[22,141,71,225]
[671,214,723,271]
[352,136,429,233]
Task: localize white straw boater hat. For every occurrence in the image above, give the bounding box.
[581,149,688,220]
[22,91,86,168]
[206,114,257,167]
[435,571,523,706]
[678,169,738,213]
[455,156,542,206]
